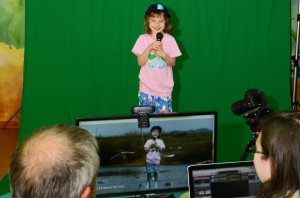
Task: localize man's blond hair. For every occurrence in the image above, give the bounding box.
[10,124,100,198]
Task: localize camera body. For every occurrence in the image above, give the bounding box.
[231,89,267,116]
[231,89,272,132]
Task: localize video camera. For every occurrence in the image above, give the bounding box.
[231,89,272,133]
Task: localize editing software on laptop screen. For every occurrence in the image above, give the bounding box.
[188,161,261,198]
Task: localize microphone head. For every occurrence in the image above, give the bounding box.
[156,32,163,41]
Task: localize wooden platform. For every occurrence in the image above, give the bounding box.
[0,128,19,180]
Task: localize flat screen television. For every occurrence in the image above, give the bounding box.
[76,111,218,197]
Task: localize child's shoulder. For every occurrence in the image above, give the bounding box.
[163,33,176,40]
[136,34,152,41]
[138,33,150,38]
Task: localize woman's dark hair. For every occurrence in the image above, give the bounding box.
[258,110,300,198]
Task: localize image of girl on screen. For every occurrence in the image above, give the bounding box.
[144,126,165,189]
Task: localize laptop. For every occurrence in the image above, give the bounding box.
[187,161,261,198]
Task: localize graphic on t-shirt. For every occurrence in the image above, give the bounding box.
[147,54,165,69]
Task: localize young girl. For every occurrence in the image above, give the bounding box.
[144,126,165,189]
[132,3,182,114]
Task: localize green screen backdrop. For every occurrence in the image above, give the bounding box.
[0,0,290,195]
[21,0,290,162]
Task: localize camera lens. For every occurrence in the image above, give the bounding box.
[231,89,272,132]
[231,99,249,116]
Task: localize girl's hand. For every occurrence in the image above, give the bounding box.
[152,140,157,146]
[151,41,162,51]
[154,48,167,59]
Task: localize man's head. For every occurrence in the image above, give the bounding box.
[10,124,100,198]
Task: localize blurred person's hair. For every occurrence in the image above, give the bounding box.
[259,110,300,198]
[10,124,100,198]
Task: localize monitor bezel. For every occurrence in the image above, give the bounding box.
[75,111,218,197]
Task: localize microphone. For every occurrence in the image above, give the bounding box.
[156,32,163,41]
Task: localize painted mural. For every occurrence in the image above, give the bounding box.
[0,0,24,128]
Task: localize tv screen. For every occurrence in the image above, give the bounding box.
[76,111,217,197]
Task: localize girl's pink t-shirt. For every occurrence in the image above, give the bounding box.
[132,34,182,97]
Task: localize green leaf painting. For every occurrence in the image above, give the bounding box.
[0,0,25,48]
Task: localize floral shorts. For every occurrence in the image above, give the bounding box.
[138,91,172,114]
[146,163,160,174]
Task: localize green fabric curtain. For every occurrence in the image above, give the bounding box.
[21,0,290,161]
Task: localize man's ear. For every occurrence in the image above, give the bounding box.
[80,186,91,198]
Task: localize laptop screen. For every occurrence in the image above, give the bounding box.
[187,161,261,198]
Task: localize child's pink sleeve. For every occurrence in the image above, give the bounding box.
[169,37,182,58]
[132,35,146,56]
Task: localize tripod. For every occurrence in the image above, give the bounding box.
[292,0,300,110]
[240,131,259,161]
